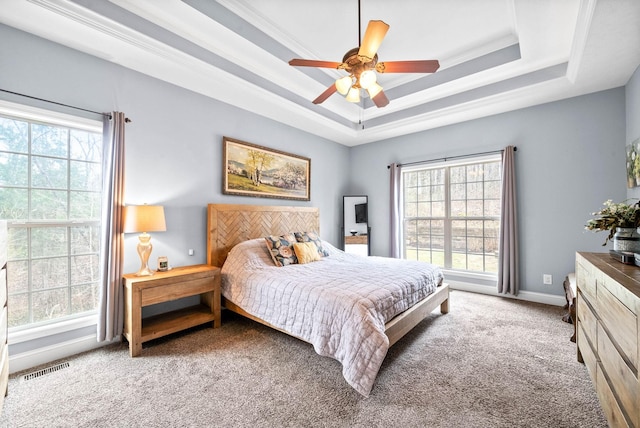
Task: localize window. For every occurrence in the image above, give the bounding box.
[0,103,103,330]
[402,155,502,274]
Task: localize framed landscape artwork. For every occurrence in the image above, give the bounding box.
[223,136,311,201]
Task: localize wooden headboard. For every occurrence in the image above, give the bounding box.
[207,204,320,267]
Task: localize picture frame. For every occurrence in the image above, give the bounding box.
[626,138,640,188]
[223,136,311,201]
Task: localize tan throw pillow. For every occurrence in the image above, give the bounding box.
[293,231,329,257]
[293,242,321,264]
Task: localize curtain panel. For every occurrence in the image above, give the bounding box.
[97,112,127,342]
[389,163,401,258]
[497,145,519,295]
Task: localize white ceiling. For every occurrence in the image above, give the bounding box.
[2,0,640,146]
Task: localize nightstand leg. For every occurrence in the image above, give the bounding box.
[130,288,142,357]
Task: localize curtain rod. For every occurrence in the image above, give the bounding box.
[387,147,516,169]
[0,88,131,122]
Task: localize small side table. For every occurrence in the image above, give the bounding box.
[122,264,221,357]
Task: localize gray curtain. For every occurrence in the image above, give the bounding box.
[97,112,127,342]
[389,163,401,258]
[497,146,519,295]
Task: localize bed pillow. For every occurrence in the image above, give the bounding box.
[293,231,329,257]
[293,242,321,264]
[264,234,298,266]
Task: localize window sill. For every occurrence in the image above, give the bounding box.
[8,313,97,345]
[442,269,497,283]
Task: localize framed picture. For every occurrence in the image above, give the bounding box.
[627,138,640,188]
[223,136,311,201]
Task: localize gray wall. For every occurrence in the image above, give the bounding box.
[349,89,627,296]
[0,24,350,276]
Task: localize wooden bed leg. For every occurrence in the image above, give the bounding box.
[440,298,449,314]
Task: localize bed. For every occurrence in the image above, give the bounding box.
[206,203,449,396]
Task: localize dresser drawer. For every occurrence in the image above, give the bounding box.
[0,269,5,308]
[598,323,638,426]
[577,322,598,384]
[0,306,5,349]
[577,290,598,346]
[0,346,7,409]
[598,280,638,371]
[577,255,598,302]
[596,363,632,428]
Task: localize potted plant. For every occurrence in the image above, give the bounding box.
[585,199,640,250]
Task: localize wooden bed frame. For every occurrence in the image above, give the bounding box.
[206,203,449,347]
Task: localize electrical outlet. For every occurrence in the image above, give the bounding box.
[543,274,552,285]
[188,249,194,256]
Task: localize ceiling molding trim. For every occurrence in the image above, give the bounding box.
[364,63,569,129]
[566,0,598,82]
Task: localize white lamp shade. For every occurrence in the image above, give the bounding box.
[335,76,352,95]
[359,70,377,89]
[123,205,166,233]
[345,87,361,103]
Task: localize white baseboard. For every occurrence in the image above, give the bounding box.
[9,334,115,375]
[449,281,567,307]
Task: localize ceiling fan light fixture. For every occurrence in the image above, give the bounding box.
[367,82,383,99]
[346,87,361,103]
[359,70,377,89]
[335,76,353,95]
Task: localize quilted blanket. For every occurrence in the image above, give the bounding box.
[221,238,444,397]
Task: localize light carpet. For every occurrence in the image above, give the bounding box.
[0,290,607,427]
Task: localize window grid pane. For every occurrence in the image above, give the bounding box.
[0,113,102,328]
[402,159,501,274]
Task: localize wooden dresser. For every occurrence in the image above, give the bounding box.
[576,252,640,427]
[0,221,7,409]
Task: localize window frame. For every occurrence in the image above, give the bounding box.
[0,100,103,336]
[400,153,502,277]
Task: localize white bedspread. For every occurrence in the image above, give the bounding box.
[221,238,444,397]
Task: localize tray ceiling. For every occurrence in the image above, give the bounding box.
[2,0,639,146]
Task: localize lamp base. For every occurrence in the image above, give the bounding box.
[135,266,155,276]
[135,232,155,276]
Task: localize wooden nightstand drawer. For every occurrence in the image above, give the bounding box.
[141,276,215,306]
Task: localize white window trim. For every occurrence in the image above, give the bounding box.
[0,100,101,132]
[1,100,102,339]
[400,153,502,273]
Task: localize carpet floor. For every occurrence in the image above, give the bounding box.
[0,290,607,428]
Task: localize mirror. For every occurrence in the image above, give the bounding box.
[342,195,370,256]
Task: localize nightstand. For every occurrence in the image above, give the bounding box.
[122,264,221,357]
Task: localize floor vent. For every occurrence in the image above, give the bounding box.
[22,362,70,381]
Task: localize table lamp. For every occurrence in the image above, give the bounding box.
[123,204,166,276]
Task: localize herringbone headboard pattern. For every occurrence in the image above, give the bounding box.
[207,204,320,267]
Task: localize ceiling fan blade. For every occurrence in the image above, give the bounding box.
[289,59,343,69]
[376,60,440,73]
[358,20,389,62]
[312,84,338,104]
[371,90,389,108]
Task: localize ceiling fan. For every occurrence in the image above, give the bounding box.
[288,2,440,108]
